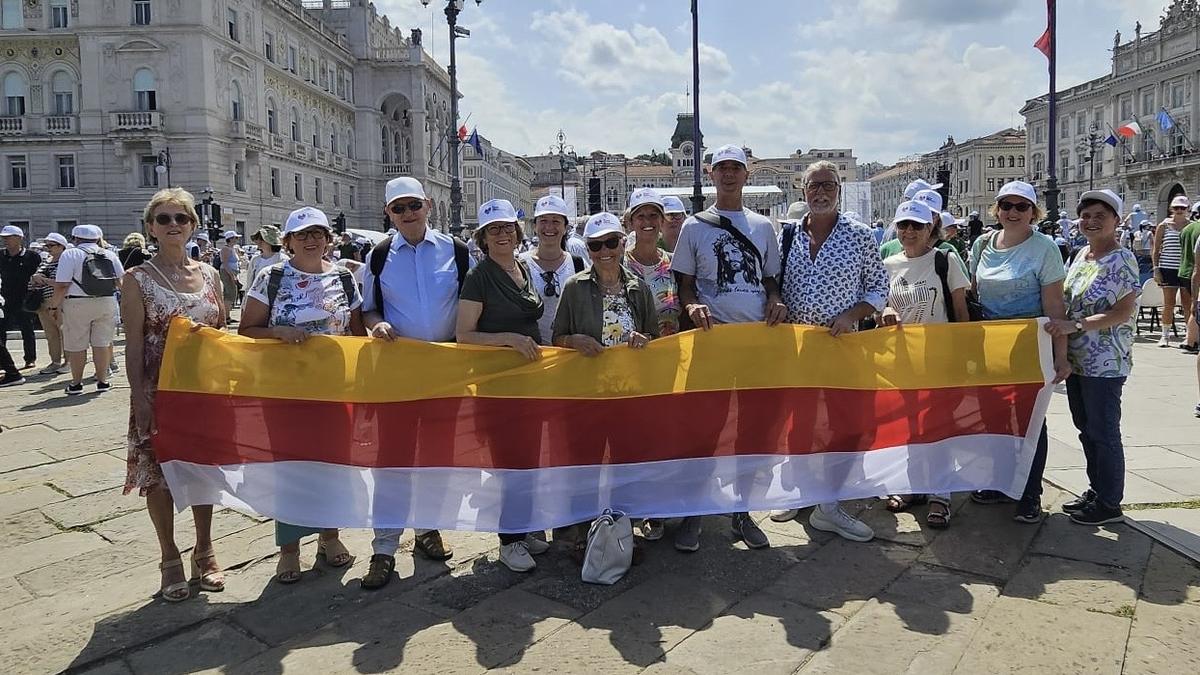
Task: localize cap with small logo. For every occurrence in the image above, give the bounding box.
[912,189,944,213]
[662,195,686,214]
[72,224,103,240]
[1079,189,1124,218]
[44,232,69,247]
[893,200,934,225]
[195,231,210,241]
[283,207,332,236]
[254,225,282,247]
[583,212,624,240]
[904,179,943,199]
[0,225,23,238]
[940,211,960,228]
[1171,195,1190,209]
[222,230,241,240]
[996,180,1038,205]
[534,194,571,220]
[710,144,748,168]
[384,177,427,206]
[627,187,665,215]
[478,199,518,228]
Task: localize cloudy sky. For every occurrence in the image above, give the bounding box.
[374,0,1169,165]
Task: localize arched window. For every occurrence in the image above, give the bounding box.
[311,114,320,147]
[230,80,242,120]
[1008,155,1016,168]
[1018,155,1025,168]
[290,107,300,142]
[51,71,74,115]
[329,127,336,153]
[266,98,277,134]
[346,130,354,159]
[3,72,27,116]
[987,156,995,168]
[393,132,401,164]
[133,68,156,111]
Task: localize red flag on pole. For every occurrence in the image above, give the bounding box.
[458,125,468,141]
[1034,0,1053,59]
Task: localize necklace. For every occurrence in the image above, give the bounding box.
[162,262,190,282]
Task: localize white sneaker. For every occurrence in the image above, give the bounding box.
[769,509,800,522]
[1159,333,1171,347]
[499,541,536,572]
[523,534,550,555]
[809,504,874,542]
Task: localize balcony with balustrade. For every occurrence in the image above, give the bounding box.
[231,120,266,148]
[383,163,412,177]
[110,111,163,132]
[44,116,76,135]
[294,142,310,161]
[0,116,24,136]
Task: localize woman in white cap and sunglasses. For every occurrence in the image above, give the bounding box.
[239,206,364,584]
[520,194,586,345]
[968,181,1069,524]
[1152,194,1192,347]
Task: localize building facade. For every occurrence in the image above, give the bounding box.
[1022,0,1200,219]
[461,133,532,230]
[0,0,467,241]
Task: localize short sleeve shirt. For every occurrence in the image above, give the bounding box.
[54,243,125,296]
[970,231,1066,319]
[459,257,544,343]
[1064,246,1141,378]
[245,261,362,336]
[624,248,680,336]
[670,207,781,324]
[519,251,579,346]
[882,249,970,325]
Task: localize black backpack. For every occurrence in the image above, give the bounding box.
[77,251,119,297]
[264,263,356,316]
[368,235,469,309]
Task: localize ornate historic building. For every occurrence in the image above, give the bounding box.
[460,133,532,230]
[0,0,463,239]
[1022,0,1200,218]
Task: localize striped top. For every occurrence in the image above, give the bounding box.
[1159,225,1183,271]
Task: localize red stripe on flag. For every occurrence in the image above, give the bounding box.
[155,384,1041,470]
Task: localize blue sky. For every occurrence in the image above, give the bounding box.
[375,0,1165,165]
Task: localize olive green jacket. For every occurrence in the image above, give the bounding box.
[551,266,660,344]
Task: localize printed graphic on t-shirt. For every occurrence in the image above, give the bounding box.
[889,275,939,325]
[712,233,761,293]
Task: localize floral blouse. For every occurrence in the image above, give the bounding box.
[1063,246,1140,378]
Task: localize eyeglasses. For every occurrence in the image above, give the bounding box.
[894,221,928,231]
[1173,206,1188,211]
[389,200,425,214]
[997,200,1033,212]
[540,270,559,298]
[484,222,517,236]
[587,237,623,252]
[804,180,840,193]
[291,229,328,242]
[154,213,194,226]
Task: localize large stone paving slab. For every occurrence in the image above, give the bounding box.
[1129,507,1200,563]
[1124,601,1200,674]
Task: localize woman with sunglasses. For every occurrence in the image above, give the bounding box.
[456,199,549,573]
[968,181,1069,524]
[878,200,970,528]
[239,206,364,584]
[120,188,228,603]
[519,195,585,345]
[623,188,681,339]
[1152,195,1192,347]
[29,233,70,374]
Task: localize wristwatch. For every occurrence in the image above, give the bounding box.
[1074,320,1083,332]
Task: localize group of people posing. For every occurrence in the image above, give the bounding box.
[107,142,1138,604]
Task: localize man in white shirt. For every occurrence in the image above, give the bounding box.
[49,224,124,395]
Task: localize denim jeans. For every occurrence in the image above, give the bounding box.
[1021,421,1049,501]
[1065,375,1127,509]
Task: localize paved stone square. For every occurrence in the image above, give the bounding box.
[2,330,1199,674]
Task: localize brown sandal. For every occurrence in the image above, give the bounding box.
[885,494,928,513]
[190,548,225,592]
[927,500,951,529]
[317,536,353,567]
[275,549,302,584]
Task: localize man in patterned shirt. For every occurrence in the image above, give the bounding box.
[768,160,889,543]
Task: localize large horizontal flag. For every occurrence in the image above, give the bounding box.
[1117,121,1142,138]
[154,319,1054,532]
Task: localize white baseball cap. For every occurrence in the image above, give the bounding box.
[195,231,210,241]
[583,212,624,240]
[534,194,571,220]
[904,179,943,199]
[662,195,686,214]
[627,187,665,215]
[384,176,426,206]
[223,230,242,240]
[72,224,103,240]
[283,207,331,235]
[710,144,747,168]
[478,199,518,228]
[996,180,1037,205]
[911,189,943,213]
[0,225,23,238]
[1171,195,1190,209]
[1079,189,1124,218]
[940,211,960,228]
[44,232,69,247]
[893,200,934,225]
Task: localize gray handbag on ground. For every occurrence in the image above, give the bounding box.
[581,509,634,585]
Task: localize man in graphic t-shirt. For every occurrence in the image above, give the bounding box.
[670,143,787,553]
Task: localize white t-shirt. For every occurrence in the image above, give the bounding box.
[670,207,781,324]
[519,250,582,345]
[245,261,363,336]
[249,252,286,285]
[882,248,970,325]
[55,242,125,296]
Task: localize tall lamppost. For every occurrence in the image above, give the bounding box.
[689,0,704,214]
[550,128,574,197]
[1077,124,1102,191]
[422,0,482,236]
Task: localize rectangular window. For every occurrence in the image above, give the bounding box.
[227,8,239,42]
[139,155,158,188]
[264,31,275,62]
[51,0,68,28]
[288,46,298,73]
[332,181,340,207]
[132,0,151,26]
[56,155,76,189]
[270,168,280,197]
[1142,89,1155,115]
[54,220,75,235]
[1,0,24,29]
[136,90,156,112]
[348,185,355,208]
[4,93,24,116]
[7,155,27,190]
[294,173,303,200]
[314,177,322,203]
[1060,118,1069,139]
[234,162,245,192]
[1034,124,1044,144]
[54,91,73,115]
[1076,113,1086,135]
[1119,95,1132,121]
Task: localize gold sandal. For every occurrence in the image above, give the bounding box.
[317,536,353,568]
[190,548,226,592]
[159,559,191,602]
[276,549,302,584]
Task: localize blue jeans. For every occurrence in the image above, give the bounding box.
[1065,375,1126,509]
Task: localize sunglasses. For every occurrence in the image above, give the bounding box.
[997,200,1033,212]
[154,213,194,226]
[587,237,622,252]
[389,200,424,214]
[540,270,559,298]
[485,223,518,236]
[291,229,328,242]
[894,221,928,231]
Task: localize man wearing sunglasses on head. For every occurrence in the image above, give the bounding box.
[357,176,473,590]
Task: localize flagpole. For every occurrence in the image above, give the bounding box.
[1043,0,1060,219]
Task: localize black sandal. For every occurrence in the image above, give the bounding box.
[885,494,928,513]
[360,554,395,590]
[927,500,951,529]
